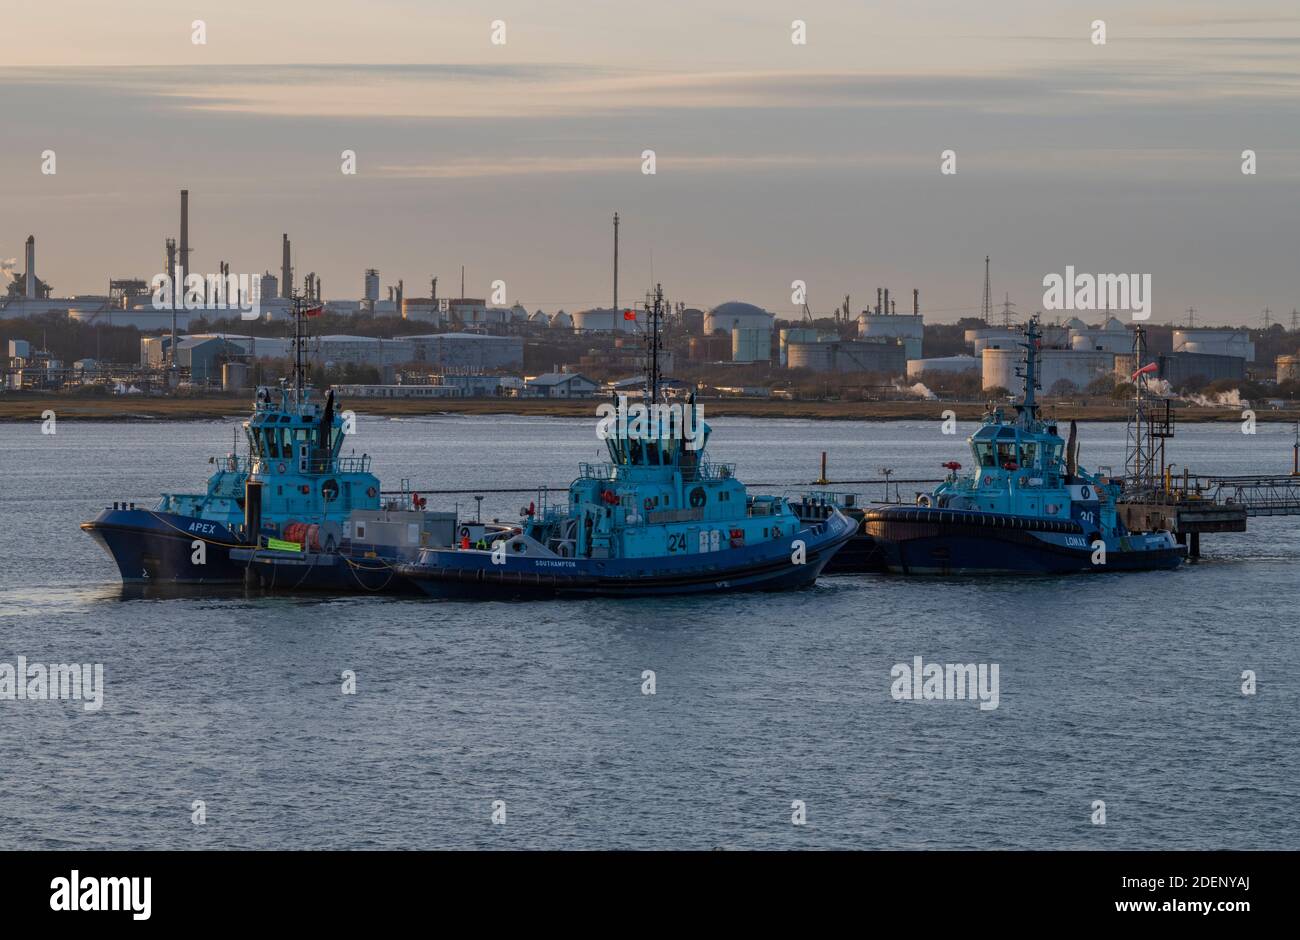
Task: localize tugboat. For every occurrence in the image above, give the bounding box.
[864,315,1184,575]
[396,286,857,598]
[81,295,456,589]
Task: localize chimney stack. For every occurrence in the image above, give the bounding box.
[179,190,190,281]
[165,238,177,308]
[281,234,292,300]
[913,289,919,316]
[24,235,36,299]
[883,288,890,318]
[876,287,882,316]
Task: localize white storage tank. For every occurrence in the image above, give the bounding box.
[983,347,1114,393]
[732,327,771,363]
[1174,329,1255,363]
[573,307,637,333]
[705,301,773,336]
[779,328,819,366]
[907,355,979,379]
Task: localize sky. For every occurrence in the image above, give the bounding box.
[3,1,1300,326]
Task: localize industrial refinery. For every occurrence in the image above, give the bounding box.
[2,196,1296,406]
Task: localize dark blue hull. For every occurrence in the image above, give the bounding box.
[231,547,417,595]
[81,508,248,584]
[865,507,1184,575]
[398,514,857,599]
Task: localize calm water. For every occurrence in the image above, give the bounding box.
[1,413,1296,849]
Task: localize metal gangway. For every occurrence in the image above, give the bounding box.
[1200,475,1300,517]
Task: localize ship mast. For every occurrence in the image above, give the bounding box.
[1014,314,1041,428]
[643,283,664,404]
[291,290,307,405]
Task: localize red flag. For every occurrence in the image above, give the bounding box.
[623,309,636,321]
[304,305,323,318]
[1131,361,1158,380]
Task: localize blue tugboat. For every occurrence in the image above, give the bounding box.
[864,315,1184,575]
[396,286,857,598]
[81,297,455,590]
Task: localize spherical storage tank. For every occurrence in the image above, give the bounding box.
[705,301,773,335]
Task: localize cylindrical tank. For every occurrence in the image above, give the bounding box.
[364,269,380,303]
[984,348,1113,393]
[259,273,278,304]
[1277,354,1300,382]
[222,361,249,393]
[787,342,836,372]
[402,298,443,323]
[681,308,705,335]
[732,327,771,363]
[573,307,636,333]
[1174,329,1255,362]
[779,328,819,366]
[906,356,978,379]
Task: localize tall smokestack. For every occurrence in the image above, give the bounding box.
[913,288,919,316]
[883,288,890,318]
[24,235,35,299]
[165,238,177,308]
[179,190,190,282]
[613,211,619,312]
[876,287,882,316]
[281,234,292,300]
[431,276,438,303]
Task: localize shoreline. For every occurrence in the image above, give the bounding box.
[1,394,1294,423]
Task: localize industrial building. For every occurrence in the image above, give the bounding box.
[523,373,600,398]
[407,333,523,371]
[787,340,906,376]
[1277,355,1300,383]
[1157,351,1246,388]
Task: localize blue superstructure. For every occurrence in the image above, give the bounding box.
[865,315,1184,575]
[82,297,444,588]
[398,286,855,597]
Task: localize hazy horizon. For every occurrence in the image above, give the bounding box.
[4,1,1299,326]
